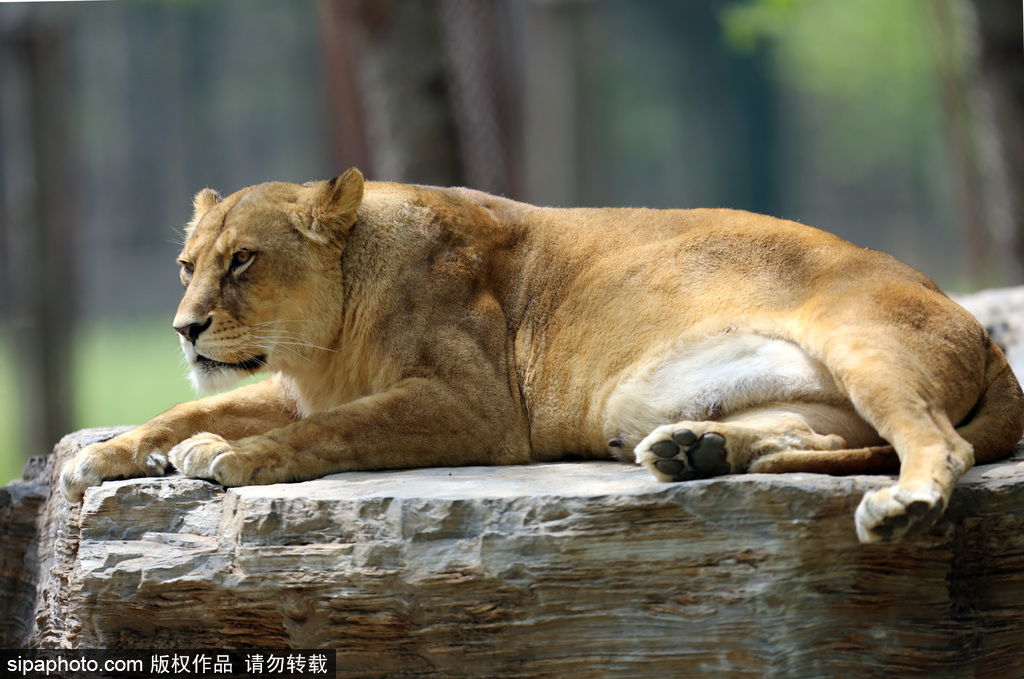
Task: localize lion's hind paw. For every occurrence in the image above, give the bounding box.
[637,425,733,482]
[855,485,945,543]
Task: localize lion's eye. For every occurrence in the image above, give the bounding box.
[230,249,255,275]
[178,261,194,289]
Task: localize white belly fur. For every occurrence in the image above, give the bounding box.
[602,330,844,452]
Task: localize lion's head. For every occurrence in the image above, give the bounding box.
[174,168,364,391]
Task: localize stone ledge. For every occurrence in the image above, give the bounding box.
[4,428,1024,677]
[953,286,1024,377]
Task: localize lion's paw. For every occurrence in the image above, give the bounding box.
[854,484,946,544]
[635,425,733,482]
[169,433,239,486]
[142,450,170,476]
[169,433,277,487]
[61,442,170,503]
[60,453,104,504]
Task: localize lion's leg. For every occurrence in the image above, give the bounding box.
[809,310,991,543]
[168,376,533,490]
[635,402,883,481]
[61,374,298,502]
[844,380,976,544]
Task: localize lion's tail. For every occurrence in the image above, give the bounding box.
[754,338,1024,476]
[956,340,1024,465]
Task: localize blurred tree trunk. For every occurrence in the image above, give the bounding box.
[965,0,1024,283]
[0,17,77,464]
[519,1,583,207]
[318,0,460,186]
[318,0,519,196]
[439,0,518,197]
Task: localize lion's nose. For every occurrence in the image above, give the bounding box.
[174,317,212,345]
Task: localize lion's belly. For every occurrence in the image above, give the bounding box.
[598,330,846,456]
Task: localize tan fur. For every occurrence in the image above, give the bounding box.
[61,169,1024,543]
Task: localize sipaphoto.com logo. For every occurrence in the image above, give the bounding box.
[6,653,141,677]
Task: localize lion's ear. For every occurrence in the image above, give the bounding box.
[302,168,364,243]
[184,188,222,239]
[193,187,222,215]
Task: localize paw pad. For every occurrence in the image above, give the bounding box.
[654,458,687,477]
[648,429,732,481]
[687,432,729,476]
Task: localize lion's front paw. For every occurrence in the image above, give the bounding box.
[61,440,170,503]
[61,452,104,504]
[169,433,280,487]
[635,424,732,482]
[169,433,235,485]
[854,484,946,544]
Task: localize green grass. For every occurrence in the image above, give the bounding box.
[72,319,197,432]
[0,318,198,486]
[0,337,19,487]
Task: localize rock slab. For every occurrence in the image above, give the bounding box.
[954,286,1024,377]
[3,428,1024,677]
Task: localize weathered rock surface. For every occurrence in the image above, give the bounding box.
[0,455,49,646]
[4,427,1024,677]
[954,286,1024,377]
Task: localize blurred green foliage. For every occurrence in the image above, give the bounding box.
[721,0,964,181]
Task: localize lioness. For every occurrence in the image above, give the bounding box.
[61,168,1024,543]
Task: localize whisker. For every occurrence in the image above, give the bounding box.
[241,331,327,364]
[167,224,188,248]
[248,328,338,354]
[259,341,319,365]
[251,319,329,328]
